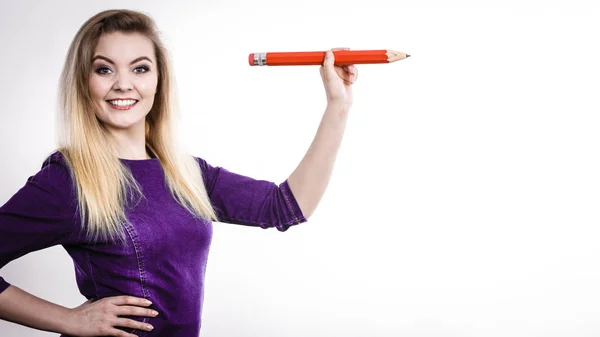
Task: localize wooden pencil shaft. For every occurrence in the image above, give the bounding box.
[270,50,388,66]
[248,49,408,66]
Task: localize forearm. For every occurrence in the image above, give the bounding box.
[287,102,350,218]
[0,285,73,334]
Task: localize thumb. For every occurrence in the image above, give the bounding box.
[322,50,337,77]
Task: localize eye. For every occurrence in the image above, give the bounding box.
[95,66,113,75]
[134,65,150,74]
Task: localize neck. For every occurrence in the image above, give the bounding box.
[105,123,150,160]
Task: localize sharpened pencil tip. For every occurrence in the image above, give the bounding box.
[406,54,411,58]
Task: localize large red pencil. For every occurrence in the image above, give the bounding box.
[248,49,410,66]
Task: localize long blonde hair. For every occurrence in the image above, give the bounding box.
[57,9,218,243]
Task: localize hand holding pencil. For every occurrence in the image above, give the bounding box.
[320,49,357,106]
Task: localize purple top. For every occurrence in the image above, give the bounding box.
[0,151,306,336]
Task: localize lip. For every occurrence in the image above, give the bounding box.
[106,99,139,110]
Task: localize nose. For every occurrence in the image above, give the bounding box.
[112,72,133,92]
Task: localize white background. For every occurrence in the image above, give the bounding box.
[1,0,599,336]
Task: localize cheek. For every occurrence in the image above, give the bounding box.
[138,77,158,96]
[88,76,110,100]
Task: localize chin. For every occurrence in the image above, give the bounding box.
[100,116,146,131]
[95,105,149,131]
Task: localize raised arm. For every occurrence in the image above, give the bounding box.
[287,102,350,219]
[287,49,357,218]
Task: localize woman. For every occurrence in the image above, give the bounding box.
[0,9,357,337]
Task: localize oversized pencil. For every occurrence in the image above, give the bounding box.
[248,49,410,66]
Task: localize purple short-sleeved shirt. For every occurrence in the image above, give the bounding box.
[0,151,306,336]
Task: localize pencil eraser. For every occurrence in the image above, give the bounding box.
[248,53,254,66]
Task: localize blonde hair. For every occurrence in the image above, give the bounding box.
[57,9,218,243]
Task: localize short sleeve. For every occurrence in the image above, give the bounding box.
[196,157,306,232]
[0,152,82,294]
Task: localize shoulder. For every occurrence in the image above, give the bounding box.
[193,156,214,171]
[39,150,72,175]
[193,155,219,178]
[29,150,75,192]
[41,150,69,168]
[192,155,225,195]
[1,150,78,216]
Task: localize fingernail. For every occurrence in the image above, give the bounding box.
[152,310,159,316]
[145,300,152,305]
[147,325,154,330]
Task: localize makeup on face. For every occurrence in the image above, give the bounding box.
[87,32,158,132]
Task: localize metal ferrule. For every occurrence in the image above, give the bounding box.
[253,52,267,66]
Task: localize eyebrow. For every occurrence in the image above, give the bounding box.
[92,55,153,65]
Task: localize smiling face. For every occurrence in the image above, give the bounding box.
[88,31,158,134]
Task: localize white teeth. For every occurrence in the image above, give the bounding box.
[108,99,137,106]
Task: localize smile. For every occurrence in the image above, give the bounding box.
[106,99,139,110]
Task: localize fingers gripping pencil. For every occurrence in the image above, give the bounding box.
[248,49,410,66]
